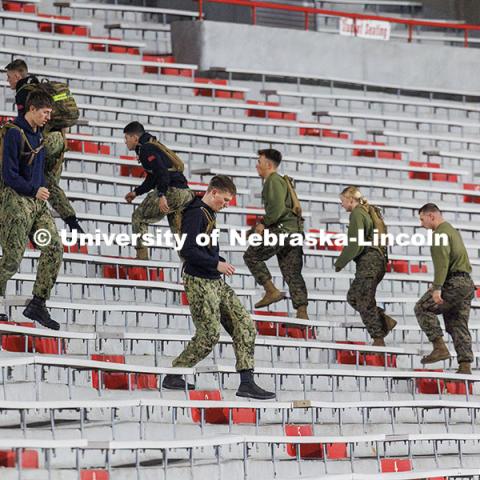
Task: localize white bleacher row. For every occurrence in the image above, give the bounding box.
[0,82,300,118]
[0,353,478,399]
[0,29,146,56]
[2,397,480,438]
[75,103,355,137]
[211,66,480,102]
[265,89,480,120]
[0,433,477,478]
[54,2,199,21]
[60,147,468,192]
[18,67,249,96]
[0,10,92,29]
[0,46,198,78]
[315,109,480,136]
[370,128,480,151]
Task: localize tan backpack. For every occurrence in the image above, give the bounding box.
[147,137,185,173]
[18,80,79,131]
[362,203,389,259]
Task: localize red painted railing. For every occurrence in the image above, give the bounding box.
[197,0,480,47]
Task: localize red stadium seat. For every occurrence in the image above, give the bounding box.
[81,471,110,480]
[380,458,412,473]
[285,425,347,459]
[0,449,39,468]
[189,390,255,424]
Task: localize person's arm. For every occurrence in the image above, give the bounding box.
[334,208,366,271]
[263,175,287,227]
[2,129,38,197]
[181,210,219,272]
[142,145,170,197]
[134,173,156,196]
[431,240,450,290]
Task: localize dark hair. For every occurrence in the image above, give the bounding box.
[123,121,145,136]
[419,203,441,215]
[258,148,282,167]
[207,175,237,196]
[25,90,53,111]
[5,59,28,76]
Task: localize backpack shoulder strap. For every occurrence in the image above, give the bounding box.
[200,206,216,234]
[3,123,43,165]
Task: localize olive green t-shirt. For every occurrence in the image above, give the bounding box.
[431,221,471,289]
[334,206,374,271]
[262,172,302,233]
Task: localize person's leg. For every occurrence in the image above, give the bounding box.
[131,191,165,260]
[44,131,82,232]
[442,278,475,373]
[218,282,275,399]
[23,201,63,330]
[347,251,389,345]
[172,276,222,365]
[164,275,223,390]
[414,290,450,364]
[347,276,385,342]
[277,243,308,318]
[243,242,285,309]
[0,189,33,320]
[165,188,195,235]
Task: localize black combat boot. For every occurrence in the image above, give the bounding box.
[23,296,60,330]
[236,370,276,400]
[64,216,85,234]
[162,374,195,390]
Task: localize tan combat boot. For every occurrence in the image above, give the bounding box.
[296,305,309,320]
[136,246,149,261]
[457,362,472,375]
[372,338,385,347]
[254,280,285,309]
[421,337,451,364]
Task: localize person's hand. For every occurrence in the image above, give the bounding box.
[255,223,265,235]
[36,187,49,201]
[159,196,169,214]
[217,261,236,276]
[125,191,136,204]
[432,289,444,305]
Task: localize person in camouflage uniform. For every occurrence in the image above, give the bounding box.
[162,175,275,400]
[243,149,309,319]
[335,186,397,346]
[5,59,84,233]
[0,91,63,330]
[415,203,476,375]
[123,121,194,260]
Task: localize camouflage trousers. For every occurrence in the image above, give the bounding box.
[415,275,475,363]
[44,131,76,220]
[132,187,194,249]
[172,273,256,371]
[0,187,63,300]
[243,229,308,309]
[347,248,389,339]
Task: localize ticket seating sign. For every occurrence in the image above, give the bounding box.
[339,17,391,41]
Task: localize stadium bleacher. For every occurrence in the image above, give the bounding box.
[0,0,480,478]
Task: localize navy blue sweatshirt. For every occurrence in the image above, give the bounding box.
[181,197,225,280]
[134,132,188,197]
[15,75,40,117]
[2,116,45,197]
